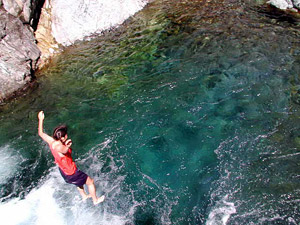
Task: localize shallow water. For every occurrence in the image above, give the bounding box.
[0,0,299,224]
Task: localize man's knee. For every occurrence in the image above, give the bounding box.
[86,176,94,185]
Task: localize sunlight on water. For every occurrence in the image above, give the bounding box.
[0,0,299,224]
[207,195,236,225]
[0,145,25,185]
[0,140,134,225]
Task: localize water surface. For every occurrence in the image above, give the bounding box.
[0,0,299,224]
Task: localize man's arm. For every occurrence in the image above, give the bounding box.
[38,111,54,145]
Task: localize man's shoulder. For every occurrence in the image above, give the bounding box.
[51,140,61,149]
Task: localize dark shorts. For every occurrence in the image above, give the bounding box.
[59,168,88,188]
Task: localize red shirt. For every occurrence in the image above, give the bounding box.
[50,144,77,175]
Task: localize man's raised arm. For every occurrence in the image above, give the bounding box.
[38,111,54,145]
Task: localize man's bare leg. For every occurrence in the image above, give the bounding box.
[77,186,91,201]
[86,177,105,205]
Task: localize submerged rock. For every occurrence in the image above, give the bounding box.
[0,8,40,102]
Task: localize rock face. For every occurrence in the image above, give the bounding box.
[35,0,150,67]
[0,0,150,102]
[267,0,300,10]
[292,0,300,9]
[50,0,149,46]
[2,0,44,25]
[35,0,61,67]
[0,7,40,102]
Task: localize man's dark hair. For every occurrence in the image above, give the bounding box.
[53,125,68,140]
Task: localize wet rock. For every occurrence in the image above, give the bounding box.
[0,8,40,102]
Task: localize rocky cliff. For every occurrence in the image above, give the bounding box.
[267,0,300,10]
[0,0,298,103]
[35,0,149,67]
[0,0,149,102]
[0,6,40,102]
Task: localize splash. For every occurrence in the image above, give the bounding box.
[0,145,24,185]
[206,195,236,225]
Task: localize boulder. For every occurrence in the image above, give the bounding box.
[38,0,150,46]
[267,0,300,10]
[293,0,300,9]
[0,8,40,102]
[0,0,150,100]
[2,0,45,26]
[267,0,294,9]
[35,0,150,67]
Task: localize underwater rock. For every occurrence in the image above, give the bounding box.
[0,8,40,102]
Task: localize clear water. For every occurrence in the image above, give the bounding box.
[0,0,299,224]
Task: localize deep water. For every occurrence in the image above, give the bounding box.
[0,0,299,224]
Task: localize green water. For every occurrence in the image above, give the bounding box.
[0,0,299,224]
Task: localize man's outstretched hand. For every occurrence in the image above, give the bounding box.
[38,111,45,120]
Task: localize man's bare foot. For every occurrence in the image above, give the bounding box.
[82,194,92,201]
[93,195,105,205]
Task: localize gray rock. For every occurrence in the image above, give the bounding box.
[267,0,294,9]
[2,0,45,24]
[23,0,31,22]
[50,0,150,46]
[292,0,300,9]
[0,0,150,101]
[2,0,22,18]
[0,8,40,102]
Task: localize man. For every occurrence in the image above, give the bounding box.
[38,111,105,205]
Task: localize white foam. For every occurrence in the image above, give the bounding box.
[0,145,24,184]
[206,195,236,225]
[0,170,66,225]
[0,168,131,225]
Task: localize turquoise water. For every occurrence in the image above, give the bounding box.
[0,0,299,224]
